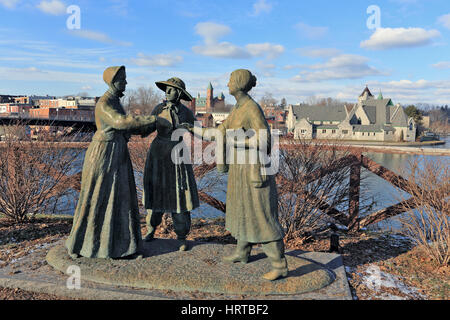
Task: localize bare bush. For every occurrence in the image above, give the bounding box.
[0,124,86,223]
[398,157,450,266]
[277,139,375,243]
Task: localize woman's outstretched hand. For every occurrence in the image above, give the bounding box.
[176,122,194,131]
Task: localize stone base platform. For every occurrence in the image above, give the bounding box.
[46,239,339,296]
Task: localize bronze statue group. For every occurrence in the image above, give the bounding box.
[65,66,288,281]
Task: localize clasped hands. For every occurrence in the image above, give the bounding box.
[176,122,194,132]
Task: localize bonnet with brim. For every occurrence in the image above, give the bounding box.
[155,77,193,102]
[103,66,126,86]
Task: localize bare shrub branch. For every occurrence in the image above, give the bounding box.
[397,157,450,266]
[277,139,376,243]
[0,123,87,223]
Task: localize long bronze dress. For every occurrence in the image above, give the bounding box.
[143,102,199,213]
[66,67,158,259]
[217,97,284,243]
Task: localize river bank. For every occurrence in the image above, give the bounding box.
[280,139,449,156]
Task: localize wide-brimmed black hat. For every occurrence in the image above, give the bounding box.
[155,77,193,102]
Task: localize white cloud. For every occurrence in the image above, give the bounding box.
[193,42,250,59]
[194,22,231,45]
[68,29,132,47]
[0,66,101,84]
[297,47,341,58]
[294,22,328,39]
[283,64,302,70]
[438,14,450,30]
[0,0,19,9]
[192,22,249,59]
[381,79,447,90]
[432,61,450,69]
[293,54,385,82]
[124,66,450,105]
[24,66,41,73]
[245,43,284,59]
[355,79,450,105]
[108,0,129,17]
[193,22,285,60]
[255,60,276,77]
[251,0,272,16]
[37,0,67,15]
[360,27,441,50]
[130,53,183,67]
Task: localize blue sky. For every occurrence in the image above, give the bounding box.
[0,0,449,106]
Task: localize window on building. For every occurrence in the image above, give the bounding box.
[362,132,364,136]
[332,129,336,134]
[301,129,306,134]
[342,130,349,134]
[322,129,327,133]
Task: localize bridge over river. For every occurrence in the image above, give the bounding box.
[0,114,96,131]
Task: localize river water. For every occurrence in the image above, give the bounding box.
[56,137,449,232]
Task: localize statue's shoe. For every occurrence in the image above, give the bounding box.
[178,240,188,251]
[69,253,80,259]
[143,232,155,242]
[222,253,249,264]
[262,268,288,281]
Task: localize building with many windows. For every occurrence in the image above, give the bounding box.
[287,86,416,142]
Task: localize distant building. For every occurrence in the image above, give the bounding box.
[29,107,94,121]
[0,95,19,103]
[288,86,416,142]
[0,103,32,115]
[195,82,226,114]
[196,113,215,128]
[188,82,229,127]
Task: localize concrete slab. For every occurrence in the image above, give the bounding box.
[0,239,352,300]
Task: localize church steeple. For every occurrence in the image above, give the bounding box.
[378,90,383,100]
[206,82,213,111]
[359,85,373,98]
[359,85,374,102]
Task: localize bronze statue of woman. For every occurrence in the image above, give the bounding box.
[180,69,288,280]
[142,77,199,251]
[65,66,170,259]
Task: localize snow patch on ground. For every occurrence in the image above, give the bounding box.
[362,264,426,300]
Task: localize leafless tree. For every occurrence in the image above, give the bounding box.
[258,92,279,110]
[304,96,348,108]
[0,124,85,223]
[122,86,163,116]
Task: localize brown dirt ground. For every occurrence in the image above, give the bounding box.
[0,215,448,300]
